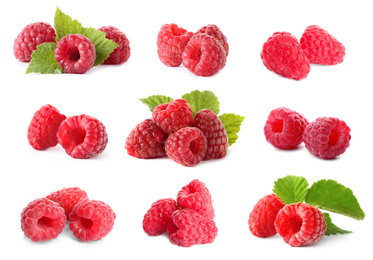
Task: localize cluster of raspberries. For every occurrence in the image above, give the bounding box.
[13,22,130,73]
[249,194,326,247]
[27,104,108,159]
[264,107,351,159]
[261,25,345,80]
[21,187,115,242]
[125,98,229,166]
[157,23,228,76]
[143,179,217,247]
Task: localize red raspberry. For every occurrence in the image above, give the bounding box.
[69,199,116,242]
[46,187,88,221]
[165,127,207,167]
[13,22,56,62]
[54,34,96,74]
[157,23,194,67]
[194,109,228,160]
[57,114,108,159]
[261,32,311,80]
[248,194,285,238]
[152,99,193,134]
[274,203,326,247]
[182,33,226,77]
[125,119,166,159]
[264,107,309,150]
[195,24,229,56]
[143,198,178,236]
[21,198,66,242]
[98,26,130,64]
[303,117,351,159]
[300,25,345,65]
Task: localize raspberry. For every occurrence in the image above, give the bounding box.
[167,208,218,247]
[13,22,56,62]
[274,202,326,247]
[264,107,309,150]
[27,104,66,150]
[248,194,285,238]
[143,198,178,236]
[57,114,108,159]
[195,24,229,56]
[54,34,96,74]
[261,32,311,80]
[152,99,193,134]
[182,33,226,77]
[20,198,66,242]
[300,25,345,65]
[165,127,207,167]
[98,26,130,64]
[193,109,228,160]
[125,119,166,159]
[157,23,194,67]
[46,187,88,221]
[303,117,351,159]
[69,199,116,242]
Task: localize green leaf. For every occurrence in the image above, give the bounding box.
[26,43,64,74]
[139,95,174,112]
[54,7,84,41]
[182,90,220,116]
[323,213,352,236]
[272,175,309,204]
[219,113,245,146]
[305,179,365,220]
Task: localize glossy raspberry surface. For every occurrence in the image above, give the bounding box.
[196,24,229,56]
[99,25,130,64]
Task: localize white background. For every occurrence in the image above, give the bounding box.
[1,0,372,259]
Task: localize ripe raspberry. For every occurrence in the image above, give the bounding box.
[264,107,309,150]
[248,194,285,238]
[54,34,96,74]
[152,99,193,134]
[13,22,56,62]
[69,199,116,242]
[27,104,67,150]
[300,25,345,65]
[98,26,130,64]
[143,198,178,236]
[195,24,229,56]
[274,203,326,247]
[125,119,166,159]
[194,109,228,160]
[167,208,218,247]
[261,32,311,80]
[21,198,66,242]
[46,187,88,221]
[182,33,226,77]
[165,127,207,167]
[57,114,108,159]
[303,117,351,159]
[157,23,194,67]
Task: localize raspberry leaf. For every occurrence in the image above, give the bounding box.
[182,90,220,116]
[273,175,309,204]
[140,95,174,112]
[54,7,84,41]
[219,113,245,146]
[26,43,64,74]
[323,213,352,236]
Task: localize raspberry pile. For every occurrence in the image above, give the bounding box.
[143,179,217,247]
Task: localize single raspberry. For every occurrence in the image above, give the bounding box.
[303,117,351,159]
[125,119,166,159]
[195,24,229,56]
[69,199,116,242]
[21,198,66,242]
[46,187,88,221]
[167,208,218,247]
[152,99,193,134]
[98,26,130,64]
[248,194,285,238]
[182,33,226,77]
[300,25,345,65]
[54,34,96,74]
[143,198,178,236]
[193,109,229,160]
[261,32,311,80]
[274,202,326,247]
[157,23,194,67]
[165,127,207,167]
[264,107,309,150]
[13,22,56,62]
[57,114,108,159]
